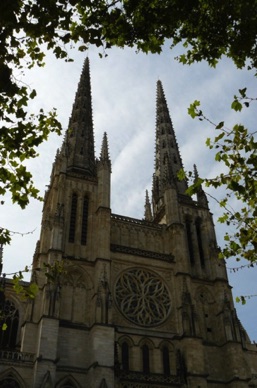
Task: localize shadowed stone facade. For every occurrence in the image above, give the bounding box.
[1,59,257,387]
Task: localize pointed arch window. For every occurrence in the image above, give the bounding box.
[185,218,195,265]
[142,344,150,374]
[196,218,205,267]
[61,382,75,388]
[69,193,78,243]
[81,196,89,245]
[0,300,19,349]
[121,341,129,371]
[0,378,20,388]
[162,346,170,375]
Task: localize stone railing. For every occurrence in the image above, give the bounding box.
[111,213,163,229]
[0,350,35,363]
[116,370,182,385]
[111,244,174,263]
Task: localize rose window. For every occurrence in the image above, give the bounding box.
[114,268,171,327]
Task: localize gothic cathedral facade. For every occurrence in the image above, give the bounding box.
[1,59,257,388]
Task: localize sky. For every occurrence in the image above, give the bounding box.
[1,43,257,342]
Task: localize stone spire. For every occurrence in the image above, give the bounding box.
[65,57,96,176]
[144,190,152,221]
[194,164,209,208]
[100,132,111,164]
[153,81,188,198]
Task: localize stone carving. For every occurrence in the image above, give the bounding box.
[114,268,171,327]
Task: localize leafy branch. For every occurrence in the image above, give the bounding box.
[0,260,67,329]
[186,89,257,263]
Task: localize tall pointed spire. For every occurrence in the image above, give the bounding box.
[153,81,187,197]
[65,57,96,176]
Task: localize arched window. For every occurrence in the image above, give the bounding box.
[162,346,170,375]
[56,375,80,388]
[0,378,20,388]
[121,342,129,371]
[142,344,150,374]
[81,196,89,245]
[185,218,195,265]
[61,383,75,388]
[195,218,205,267]
[0,300,19,349]
[68,193,78,243]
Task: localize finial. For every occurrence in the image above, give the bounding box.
[98,132,111,172]
[100,132,110,161]
[193,164,209,208]
[144,190,152,221]
[193,164,199,181]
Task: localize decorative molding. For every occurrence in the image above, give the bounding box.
[111,244,174,263]
[116,370,182,385]
[111,214,163,229]
[0,350,34,363]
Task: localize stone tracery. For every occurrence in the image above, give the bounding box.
[115,268,171,327]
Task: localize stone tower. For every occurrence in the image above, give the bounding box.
[1,59,257,388]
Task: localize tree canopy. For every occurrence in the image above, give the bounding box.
[0,0,257,267]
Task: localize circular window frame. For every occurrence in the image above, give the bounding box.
[114,267,171,327]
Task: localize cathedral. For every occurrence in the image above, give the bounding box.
[1,58,257,388]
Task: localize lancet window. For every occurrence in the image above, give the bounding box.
[162,346,170,375]
[121,342,130,371]
[185,218,195,265]
[81,196,89,245]
[68,193,78,243]
[196,218,205,267]
[142,344,150,374]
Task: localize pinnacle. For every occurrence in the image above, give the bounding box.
[144,189,152,221]
[193,164,199,181]
[100,132,110,161]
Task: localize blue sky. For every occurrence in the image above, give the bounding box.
[2,44,257,341]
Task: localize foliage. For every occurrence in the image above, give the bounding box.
[186,89,257,263]
[1,0,257,257]
[1,0,257,70]
[1,0,257,241]
[43,260,67,284]
[0,260,66,329]
[12,268,39,300]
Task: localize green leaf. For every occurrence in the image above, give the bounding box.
[215,121,224,130]
[177,168,186,181]
[231,100,243,112]
[2,323,7,331]
[188,101,201,119]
